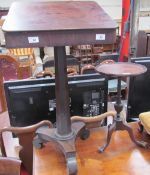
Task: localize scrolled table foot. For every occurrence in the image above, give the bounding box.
[120,121,149,149]
[34,121,85,174]
[66,153,77,175]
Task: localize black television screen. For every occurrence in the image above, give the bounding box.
[127,57,150,121]
[4,74,108,127]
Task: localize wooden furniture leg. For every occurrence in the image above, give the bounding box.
[99,122,116,152]
[98,77,149,152]
[0,120,52,175]
[34,46,85,175]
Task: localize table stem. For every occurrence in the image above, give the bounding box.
[114,77,123,119]
[54,46,72,136]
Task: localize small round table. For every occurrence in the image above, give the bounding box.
[95,62,149,152]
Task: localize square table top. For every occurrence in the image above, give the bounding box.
[3,1,117,48]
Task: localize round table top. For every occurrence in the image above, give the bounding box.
[95,62,147,77]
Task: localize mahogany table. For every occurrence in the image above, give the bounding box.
[2,1,116,174]
[95,62,149,152]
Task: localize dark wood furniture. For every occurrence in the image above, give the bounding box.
[34,122,150,175]
[1,111,150,175]
[0,120,52,175]
[67,67,78,76]
[8,48,35,78]
[35,70,54,78]
[95,62,149,152]
[71,111,116,130]
[81,64,96,74]
[0,54,21,112]
[2,1,116,174]
[136,31,148,57]
[43,55,80,72]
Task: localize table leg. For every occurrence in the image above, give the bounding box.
[99,122,116,153]
[99,77,149,152]
[33,46,85,175]
[54,46,73,138]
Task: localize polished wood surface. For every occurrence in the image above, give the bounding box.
[0,157,21,175]
[96,62,148,152]
[3,1,116,31]
[3,1,116,48]
[33,122,150,175]
[95,62,147,77]
[1,112,150,175]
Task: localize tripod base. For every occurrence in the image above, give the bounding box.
[33,121,85,175]
[99,118,149,153]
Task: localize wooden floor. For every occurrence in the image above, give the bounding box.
[33,123,150,175]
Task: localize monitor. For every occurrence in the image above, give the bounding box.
[127,57,150,121]
[4,74,108,127]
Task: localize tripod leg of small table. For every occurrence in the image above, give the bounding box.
[121,122,149,148]
[99,122,116,152]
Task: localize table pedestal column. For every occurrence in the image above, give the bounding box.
[99,77,149,152]
[33,46,85,175]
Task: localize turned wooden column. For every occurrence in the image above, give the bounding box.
[54,46,72,136]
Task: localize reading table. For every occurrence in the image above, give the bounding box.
[3,1,116,174]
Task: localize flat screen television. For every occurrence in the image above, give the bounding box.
[127,57,150,121]
[4,74,108,127]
